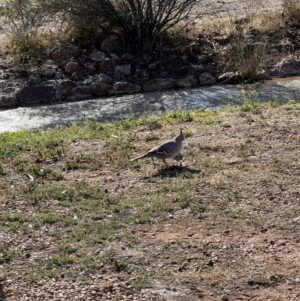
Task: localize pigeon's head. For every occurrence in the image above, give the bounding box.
[176,129,184,141]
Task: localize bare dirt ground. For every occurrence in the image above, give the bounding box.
[1,102,300,300]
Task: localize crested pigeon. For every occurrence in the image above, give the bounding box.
[130,129,184,167]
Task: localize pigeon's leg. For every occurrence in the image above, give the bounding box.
[162,158,168,167]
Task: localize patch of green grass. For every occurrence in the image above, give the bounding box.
[28,164,63,180]
[245,216,262,227]
[200,117,224,125]
[144,133,160,142]
[218,104,239,113]
[163,110,193,122]
[224,208,245,219]
[44,255,75,267]
[0,243,18,264]
[191,203,206,214]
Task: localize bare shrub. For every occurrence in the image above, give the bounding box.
[0,0,58,63]
[54,0,202,52]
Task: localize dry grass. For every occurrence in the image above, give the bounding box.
[1,100,300,300]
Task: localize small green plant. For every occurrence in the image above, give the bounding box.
[234,40,267,79]
[191,203,206,214]
[0,243,16,264]
[145,133,159,142]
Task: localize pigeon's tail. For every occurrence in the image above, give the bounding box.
[130,153,149,162]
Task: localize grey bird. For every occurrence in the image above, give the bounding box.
[130,129,184,167]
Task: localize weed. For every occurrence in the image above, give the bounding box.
[0,163,5,175]
[42,255,75,268]
[163,110,193,122]
[133,273,150,288]
[145,133,159,142]
[224,208,244,219]
[0,243,17,264]
[190,203,206,214]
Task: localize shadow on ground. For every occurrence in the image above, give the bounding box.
[151,165,201,178]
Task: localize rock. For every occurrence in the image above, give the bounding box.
[70,71,82,81]
[0,95,18,107]
[28,75,42,86]
[54,70,65,80]
[68,86,93,100]
[189,42,201,53]
[85,63,96,73]
[172,66,189,76]
[143,78,177,91]
[148,61,161,70]
[75,86,91,95]
[199,72,216,85]
[270,56,300,77]
[114,64,131,77]
[65,62,85,75]
[135,68,150,78]
[99,74,113,84]
[0,80,6,90]
[142,53,152,62]
[218,72,242,84]
[160,71,169,78]
[110,53,120,59]
[133,57,147,65]
[82,48,92,58]
[100,35,122,52]
[99,58,122,71]
[16,85,56,104]
[90,51,107,62]
[121,53,135,61]
[90,81,111,96]
[111,82,141,95]
[176,75,198,87]
[48,43,79,60]
[59,80,78,96]
[39,64,57,79]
